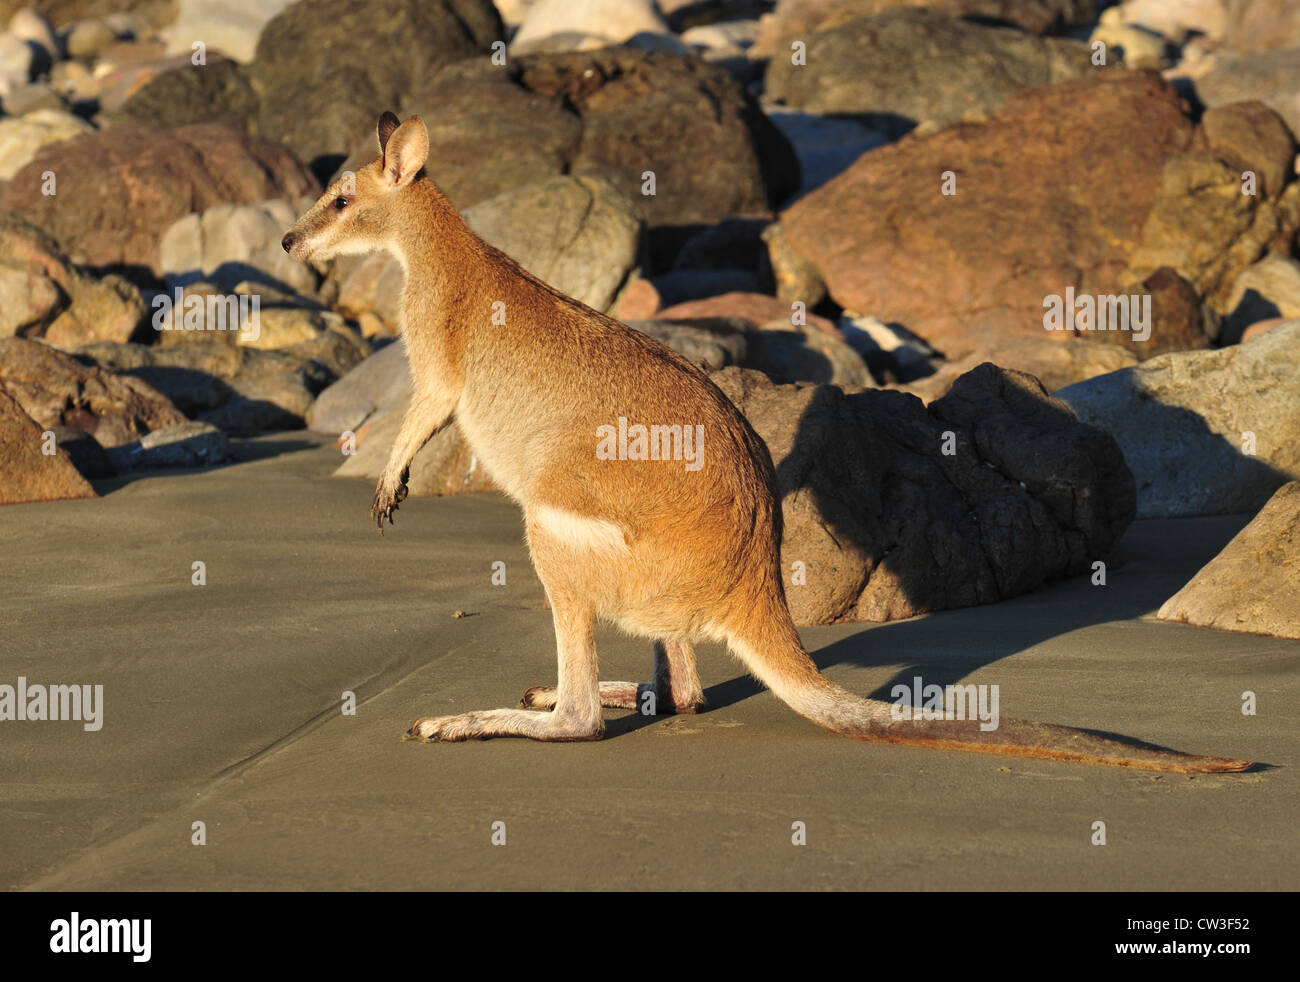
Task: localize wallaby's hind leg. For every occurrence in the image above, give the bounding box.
[407,590,604,742]
[521,639,706,715]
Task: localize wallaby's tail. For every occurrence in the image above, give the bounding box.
[727,623,1253,775]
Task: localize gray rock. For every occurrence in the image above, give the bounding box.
[764,8,1096,134]
[105,420,228,471]
[306,339,408,435]
[1196,47,1300,140]
[1056,321,1300,518]
[159,199,317,297]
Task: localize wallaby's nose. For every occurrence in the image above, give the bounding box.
[281,231,298,254]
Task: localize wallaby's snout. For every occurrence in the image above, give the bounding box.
[281,110,429,264]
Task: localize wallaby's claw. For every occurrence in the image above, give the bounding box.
[371,479,409,533]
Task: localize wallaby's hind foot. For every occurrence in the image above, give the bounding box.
[405,708,603,743]
[520,682,641,711]
[519,640,706,716]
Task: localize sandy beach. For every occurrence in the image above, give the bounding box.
[1,436,1293,891]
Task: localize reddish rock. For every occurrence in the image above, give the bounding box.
[778,72,1298,360]
[0,122,317,277]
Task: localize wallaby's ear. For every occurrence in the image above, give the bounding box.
[383,115,428,189]
[377,111,401,155]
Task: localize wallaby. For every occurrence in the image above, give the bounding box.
[282,112,1252,773]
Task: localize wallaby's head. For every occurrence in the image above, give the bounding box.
[281,111,429,263]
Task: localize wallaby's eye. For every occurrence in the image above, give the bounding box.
[333,196,349,211]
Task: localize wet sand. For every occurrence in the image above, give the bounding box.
[1,434,1294,890]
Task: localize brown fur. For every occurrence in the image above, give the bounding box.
[282,114,1253,773]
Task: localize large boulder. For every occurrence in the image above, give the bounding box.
[0,122,317,279]
[1056,321,1300,518]
[111,57,260,132]
[765,8,1095,134]
[713,362,1135,624]
[0,387,97,505]
[1157,481,1300,639]
[777,71,1300,360]
[0,336,186,448]
[248,0,503,170]
[0,211,146,346]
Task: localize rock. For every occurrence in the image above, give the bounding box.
[1156,481,1300,639]
[628,319,748,371]
[332,252,404,334]
[306,338,407,435]
[0,387,97,504]
[9,9,58,60]
[765,9,1096,134]
[81,336,359,435]
[0,210,146,345]
[1199,100,1294,200]
[0,30,34,95]
[0,122,317,278]
[778,71,1300,360]
[1222,253,1300,342]
[761,220,825,308]
[0,81,65,114]
[159,198,316,296]
[511,0,668,52]
[1196,48,1300,142]
[608,276,660,321]
[249,0,503,171]
[711,362,1134,624]
[0,263,62,334]
[111,57,259,131]
[460,175,643,313]
[638,270,766,308]
[165,0,292,63]
[0,336,186,448]
[838,313,937,381]
[1056,321,1300,518]
[894,335,1140,401]
[1240,315,1288,339]
[334,407,493,497]
[743,325,873,386]
[753,0,1098,57]
[1223,0,1300,53]
[0,107,93,180]
[657,292,840,336]
[104,419,228,471]
[394,48,799,227]
[63,18,116,58]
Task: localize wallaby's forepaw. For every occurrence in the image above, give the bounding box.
[371,474,409,532]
